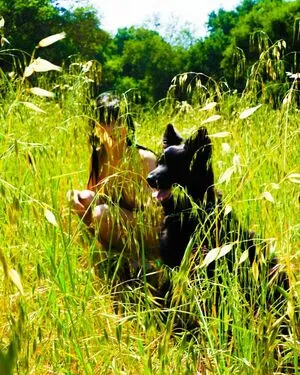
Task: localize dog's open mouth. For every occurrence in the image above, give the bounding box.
[152,189,171,202]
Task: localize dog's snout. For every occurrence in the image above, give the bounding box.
[147,172,157,188]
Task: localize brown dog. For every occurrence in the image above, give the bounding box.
[68,94,162,264]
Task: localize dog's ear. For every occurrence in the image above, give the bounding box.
[163,123,183,148]
[185,127,212,160]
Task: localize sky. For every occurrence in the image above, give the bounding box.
[60,0,241,38]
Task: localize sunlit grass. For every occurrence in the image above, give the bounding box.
[0,60,299,374]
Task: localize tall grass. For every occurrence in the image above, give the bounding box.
[0,41,299,374]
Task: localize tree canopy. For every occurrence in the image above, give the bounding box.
[0,0,299,103]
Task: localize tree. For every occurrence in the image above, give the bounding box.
[60,6,111,62]
[221,0,300,87]
[104,27,185,102]
[0,0,111,68]
[0,0,60,53]
[187,0,300,94]
[207,9,238,35]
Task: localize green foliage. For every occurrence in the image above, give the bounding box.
[1,0,299,103]
[207,9,238,35]
[221,0,300,87]
[187,30,229,79]
[60,6,111,61]
[0,0,112,69]
[0,4,299,373]
[110,27,185,101]
[0,0,59,52]
[0,58,299,372]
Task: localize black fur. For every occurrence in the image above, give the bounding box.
[146,126,291,335]
[147,126,256,269]
[162,123,183,148]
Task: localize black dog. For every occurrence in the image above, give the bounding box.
[146,126,293,365]
[147,126,263,271]
[146,125,291,335]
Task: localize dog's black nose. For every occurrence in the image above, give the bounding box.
[147,172,157,188]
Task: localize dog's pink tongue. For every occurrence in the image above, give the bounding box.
[152,189,170,201]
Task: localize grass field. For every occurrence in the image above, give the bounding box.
[0,61,299,374]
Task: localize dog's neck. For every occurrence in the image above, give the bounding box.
[162,164,216,217]
[188,167,215,206]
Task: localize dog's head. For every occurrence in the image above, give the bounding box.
[147,126,214,204]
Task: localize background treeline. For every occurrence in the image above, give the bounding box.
[0,0,299,103]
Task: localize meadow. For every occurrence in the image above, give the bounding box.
[0,50,299,373]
